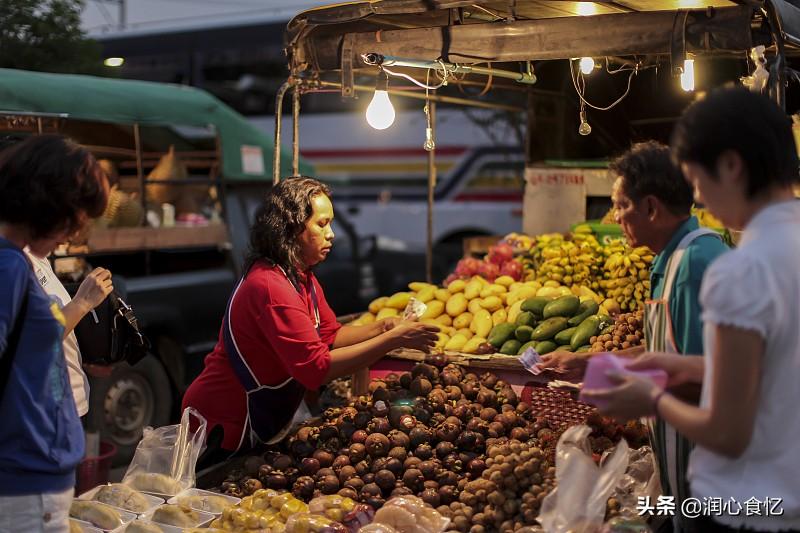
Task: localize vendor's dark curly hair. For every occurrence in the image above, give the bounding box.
[0,135,108,239]
[245,176,331,285]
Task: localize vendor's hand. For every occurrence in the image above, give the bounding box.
[390,322,440,352]
[627,352,698,387]
[73,267,113,311]
[537,351,590,380]
[380,317,402,332]
[581,372,661,421]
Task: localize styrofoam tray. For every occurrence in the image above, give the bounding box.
[167,487,240,514]
[69,518,104,533]
[109,519,183,533]
[70,500,138,531]
[79,484,165,514]
[141,504,215,529]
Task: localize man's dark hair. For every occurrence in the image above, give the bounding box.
[0,134,108,239]
[610,141,694,216]
[671,86,800,197]
[245,176,331,285]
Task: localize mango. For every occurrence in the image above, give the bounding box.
[531,317,569,341]
[435,314,453,327]
[455,328,474,340]
[464,279,483,300]
[515,311,537,328]
[554,326,578,345]
[521,297,551,317]
[542,295,580,318]
[480,296,503,312]
[509,282,523,292]
[535,340,558,355]
[416,286,437,303]
[447,279,467,294]
[468,298,483,315]
[491,308,507,326]
[462,336,487,354]
[500,339,522,355]
[571,315,601,350]
[494,275,516,288]
[517,340,537,355]
[488,323,516,348]
[376,307,399,321]
[470,309,493,338]
[358,312,376,325]
[368,296,388,314]
[435,289,451,303]
[453,312,473,330]
[515,325,534,342]
[409,281,435,292]
[386,292,412,310]
[536,287,563,299]
[446,293,468,318]
[568,299,600,327]
[480,284,507,298]
[444,334,468,352]
[507,300,524,324]
[435,332,450,349]
[420,300,445,319]
[507,286,538,306]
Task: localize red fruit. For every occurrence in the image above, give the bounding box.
[488,243,514,265]
[456,257,482,277]
[499,260,523,281]
[477,261,500,282]
[444,273,460,285]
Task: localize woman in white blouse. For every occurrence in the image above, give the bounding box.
[585,87,800,533]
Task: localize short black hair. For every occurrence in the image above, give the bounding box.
[609,141,693,216]
[671,87,800,198]
[0,135,108,239]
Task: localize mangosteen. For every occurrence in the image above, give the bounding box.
[244,456,266,476]
[516,402,531,415]
[442,453,463,473]
[354,411,372,431]
[391,486,414,497]
[351,430,368,444]
[339,487,359,500]
[345,477,364,492]
[388,446,407,463]
[462,380,480,401]
[369,379,387,393]
[411,363,439,382]
[257,464,273,484]
[510,427,530,441]
[370,456,390,474]
[290,438,314,458]
[437,470,459,487]
[316,467,335,480]
[441,371,461,387]
[498,386,518,406]
[388,405,414,429]
[364,496,385,510]
[436,422,460,443]
[374,469,396,492]
[272,454,293,472]
[430,413,446,427]
[409,427,432,448]
[427,388,447,405]
[292,476,315,500]
[420,488,441,507]
[361,482,382,499]
[354,460,371,477]
[488,422,506,438]
[318,424,339,441]
[284,467,300,485]
[362,473,376,485]
[313,449,334,468]
[436,441,455,459]
[418,460,438,480]
[265,473,288,490]
[242,478,262,495]
[348,443,367,463]
[413,406,432,425]
[353,396,372,412]
[367,417,391,435]
[399,372,412,389]
[388,430,410,449]
[467,458,487,478]
[479,372,499,388]
[338,465,356,484]
[300,457,321,476]
[423,480,440,491]
[332,455,351,471]
[439,485,458,504]
[410,377,432,397]
[403,456,422,470]
[402,468,425,492]
[444,385,462,402]
[480,407,498,422]
[338,422,356,441]
[317,475,340,495]
[372,400,390,418]
[384,457,403,477]
[365,433,391,457]
[414,443,434,461]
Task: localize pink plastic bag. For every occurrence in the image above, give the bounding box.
[579,353,667,408]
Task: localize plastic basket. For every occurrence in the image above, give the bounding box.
[75,441,117,495]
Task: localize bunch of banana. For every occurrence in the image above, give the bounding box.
[598,240,654,312]
[692,206,725,229]
[528,230,605,292]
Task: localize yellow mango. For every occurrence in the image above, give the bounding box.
[435,333,450,350]
[386,292,412,310]
[507,300,524,324]
[464,279,483,300]
[376,307,399,320]
[453,312,473,330]
[462,336,487,354]
[472,275,489,286]
[509,282,524,292]
[508,286,538,306]
[435,288,451,302]
[444,334,468,352]
[420,300,445,319]
[455,328,474,340]
[544,280,561,288]
[536,287,562,299]
[479,284,507,298]
[421,318,439,327]
[494,275,515,288]
[470,309,493,338]
[409,281,435,292]
[416,286,436,303]
[480,296,503,312]
[468,298,483,315]
[358,312,376,325]
[491,309,507,326]
[435,314,453,327]
[446,293,468,317]
[447,279,467,294]
[368,296,388,314]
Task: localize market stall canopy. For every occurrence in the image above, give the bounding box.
[0,68,313,181]
[286,0,800,75]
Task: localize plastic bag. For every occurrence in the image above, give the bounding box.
[403,297,427,321]
[122,407,207,495]
[609,446,659,521]
[538,425,630,533]
[371,495,449,533]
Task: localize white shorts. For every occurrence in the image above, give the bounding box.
[0,487,73,533]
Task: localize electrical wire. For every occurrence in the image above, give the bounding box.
[570,59,637,111]
[382,62,451,90]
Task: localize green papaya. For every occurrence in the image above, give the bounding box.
[543,295,581,319]
[517,340,538,355]
[576,345,592,353]
[568,300,600,326]
[515,325,534,343]
[520,297,552,317]
[535,340,558,355]
[500,339,522,355]
[515,311,537,328]
[571,315,601,350]
[531,317,569,341]
[557,344,574,352]
[554,326,578,345]
[488,322,516,348]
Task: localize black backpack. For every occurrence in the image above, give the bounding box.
[73,291,150,366]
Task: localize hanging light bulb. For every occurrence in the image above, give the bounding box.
[366,71,396,130]
[579,57,596,75]
[578,109,592,136]
[680,59,695,92]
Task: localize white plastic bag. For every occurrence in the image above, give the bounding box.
[538,425,629,533]
[122,407,207,495]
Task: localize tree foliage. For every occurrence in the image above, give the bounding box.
[0,0,104,74]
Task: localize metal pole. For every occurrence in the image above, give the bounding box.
[273,80,293,184]
[119,0,126,30]
[292,85,301,176]
[314,80,523,113]
[133,123,145,225]
[362,53,537,85]
[426,101,436,284]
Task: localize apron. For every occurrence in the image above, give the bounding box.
[644,228,719,529]
[223,266,318,451]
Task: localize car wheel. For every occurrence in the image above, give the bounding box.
[88,355,172,466]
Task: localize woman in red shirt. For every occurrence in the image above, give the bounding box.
[183,177,438,460]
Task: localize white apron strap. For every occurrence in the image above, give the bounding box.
[660,228,720,304]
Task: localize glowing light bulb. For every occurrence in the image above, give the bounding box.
[104,57,124,67]
[578,110,592,136]
[366,73,395,130]
[576,2,598,15]
[579,57,595,75]
[681,59,695,92]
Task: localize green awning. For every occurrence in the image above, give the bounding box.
[0,68,312,181]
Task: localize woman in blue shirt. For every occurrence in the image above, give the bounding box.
[0,135,108,533]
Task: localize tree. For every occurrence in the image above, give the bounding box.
[0,0,105,74]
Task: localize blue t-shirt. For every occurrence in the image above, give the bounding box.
[650,217,729,355]
[0,238,84,494]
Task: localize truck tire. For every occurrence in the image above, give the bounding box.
[87,355,172,466]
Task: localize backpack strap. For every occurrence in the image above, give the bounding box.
[0,243,31,403]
